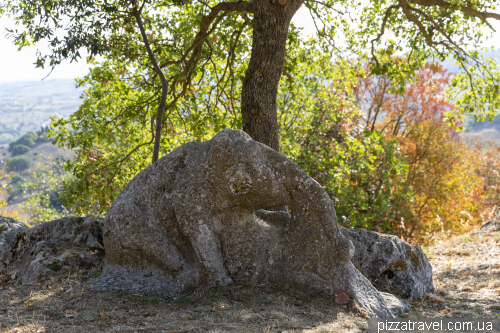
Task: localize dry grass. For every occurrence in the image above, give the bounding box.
[0,274,369,333]
[2,230,499,331]
[406,232,500,319]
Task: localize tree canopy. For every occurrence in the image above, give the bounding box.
[2,0,499,156]
[2,0,500,217]
[6,155,32,173]
[8,132,37,151]
[11,144,30,156]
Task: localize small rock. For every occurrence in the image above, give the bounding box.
[334,291,350,305]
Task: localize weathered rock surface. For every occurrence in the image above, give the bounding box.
[340,227,434,301]
[0,216,104,286]
[472,214,500,236]
[380,292,412,317]
[0,216,28,253]
[88,128,395,318]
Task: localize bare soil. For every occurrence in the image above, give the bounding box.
[1,230,498,332]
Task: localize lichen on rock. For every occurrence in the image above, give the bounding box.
[89,128,395,318]
[0,216,105,286]
[341,227,434,300]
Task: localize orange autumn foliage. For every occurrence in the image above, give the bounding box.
[358,64,486,243]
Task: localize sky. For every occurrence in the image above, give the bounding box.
[0,7,499,83]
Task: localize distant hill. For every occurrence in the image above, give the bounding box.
[0,79,84,144]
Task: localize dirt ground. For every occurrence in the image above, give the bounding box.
[409,231,500,319]
[0,280,369,333]
[0,231,499,332]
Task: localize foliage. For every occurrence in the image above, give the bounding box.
[7,166,28,201]
[7,175,26,201]
[286,107,414,232]
[356,65,485,241]
[11,144,30,156]
[0,168,20,220]
[44,34,492,242]
[20,155,72,224]
[37,127,52,143]
[327,0,500,121]
[3,0,500,159]
[8,132,37,151]
[278,43,414,232]
[6,155,31,173]
[403,120,483,240]
[362,64,461,133]
[3,0,498,239]
[10,174,25,184]
[2,0,256,161]
[49,5,253,214]
[471,144,500,221]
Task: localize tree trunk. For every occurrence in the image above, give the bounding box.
[241,0,301,152]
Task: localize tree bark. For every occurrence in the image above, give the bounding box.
[241,0,302,152]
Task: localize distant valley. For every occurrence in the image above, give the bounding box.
[0,79,84,144]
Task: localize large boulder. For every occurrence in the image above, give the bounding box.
[88,129,395,318]
[341,227,434,300]
[0,216,104,286]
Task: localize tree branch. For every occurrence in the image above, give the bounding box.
[370,5,399,67]
[409,0,500,25]
[132,2,168,164]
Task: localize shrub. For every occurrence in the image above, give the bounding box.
[10,174,26,184]
[11,144,30,156]
[0,169,21,219]
[282,105,413,232]
[20,156,73,223]
[22,131,38,142]
[8,174,27,201]
[8,181,26,201]
[6,155,32,172]
[8,132,37,151]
